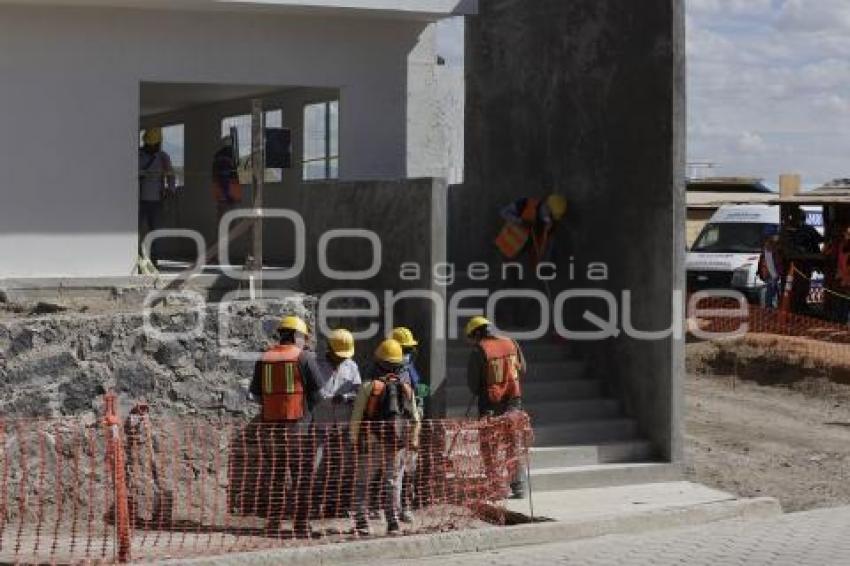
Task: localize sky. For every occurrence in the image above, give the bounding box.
[688,0,850,187]
[437,2,850,189]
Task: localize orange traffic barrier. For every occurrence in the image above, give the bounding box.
[0,407,532,564]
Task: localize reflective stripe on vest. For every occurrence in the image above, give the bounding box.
[260,344,305,422]
[494,198,540,259]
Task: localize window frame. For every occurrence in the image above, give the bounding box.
[302,100,339,182]
[220,109,284,184]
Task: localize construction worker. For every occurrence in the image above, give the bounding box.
[824,225,850,324]
[465,316,528,499]
[316,329,362,421]
[312,329,362,518]
[138,127,177,263]
[249,315,324,538]
[212,135,243,229]
[780,206,824,314]
[350,339,420,535]
[758,230,785,310]
[391,327,425,523]
[495,193,568,265]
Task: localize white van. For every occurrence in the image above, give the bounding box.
[687,204,825,301]
[688,205,778,301]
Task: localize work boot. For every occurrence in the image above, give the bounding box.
[386,518,401,535]
[509,481,526,500]
[400,509,414,524]
[354,516,371,536]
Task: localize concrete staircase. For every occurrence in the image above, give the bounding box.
[445,340,680,490]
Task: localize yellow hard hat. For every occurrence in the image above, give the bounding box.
[328,329,355,359]
[391,327,419,348]
[547,194,568,221]
[279,315,309,336]
[465,316,491,338]
[375,339,404,365]
[143,127,163,146]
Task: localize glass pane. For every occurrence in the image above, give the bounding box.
[265,110,284,182]
[328,157,339,180]
[221,114,252,161]
[303,160,326,181]
[161,124,185,187]
[265,168,283,183]
[303,103,327,163]
[329,100,339,157]
[265,109,283,128]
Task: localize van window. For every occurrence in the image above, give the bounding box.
[691,223,773,254]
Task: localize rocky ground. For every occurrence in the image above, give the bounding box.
[686,340,850,512]
[0,297,316,420]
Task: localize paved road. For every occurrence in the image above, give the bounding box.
[363,506,850,566]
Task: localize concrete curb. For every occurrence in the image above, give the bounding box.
[169,497,782,565]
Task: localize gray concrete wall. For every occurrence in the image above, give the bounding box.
[297,178,448,404]
[0,4,446,278]
[458,0,686,460]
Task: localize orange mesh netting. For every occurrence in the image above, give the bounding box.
[0,398,532,564]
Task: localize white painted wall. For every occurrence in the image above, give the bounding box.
[0,4,447,278]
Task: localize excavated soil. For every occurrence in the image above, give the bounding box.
[686,339,850,512]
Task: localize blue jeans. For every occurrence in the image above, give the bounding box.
[138,200,164,260]
[761,278,781,310]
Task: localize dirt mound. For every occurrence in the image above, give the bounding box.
[688,334,850,388]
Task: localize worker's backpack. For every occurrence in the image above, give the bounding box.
[479,337,523,404]
[366,374,414,434]
[258,345,305,422]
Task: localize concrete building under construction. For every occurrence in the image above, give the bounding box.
[0,0,685,491]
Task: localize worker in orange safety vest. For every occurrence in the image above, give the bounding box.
[465,316,528,500]
[250,315,324,538]
[495,193,568,265]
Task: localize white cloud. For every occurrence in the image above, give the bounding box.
[688,0,850,184]
[737,131,767,153]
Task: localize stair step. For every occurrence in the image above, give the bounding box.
[530,440,655,468]
[527,463,682,492]
[446,398,621,422]
[444,379,604,406]
[446,361,587,384]
[447,343,573,365]
[533,419,638,445]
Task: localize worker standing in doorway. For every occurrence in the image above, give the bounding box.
[250,315,324,538]
[465,316,528,499]
[350,339,420,535]
[138,127,176,263]
[212,135,243,230]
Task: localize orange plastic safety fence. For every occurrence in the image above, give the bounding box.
[0,411,533,564]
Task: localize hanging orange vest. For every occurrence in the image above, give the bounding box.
[494,198,540,259]
[259,345,305,422]
[479,337,522,404]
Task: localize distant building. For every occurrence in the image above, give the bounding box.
[686,177,776,245]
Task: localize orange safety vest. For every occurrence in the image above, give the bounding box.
[214,179,243,204]
[365,375,414,420]
[494,198,540,259]
[479,337,522,404]
[259,345,305,422]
